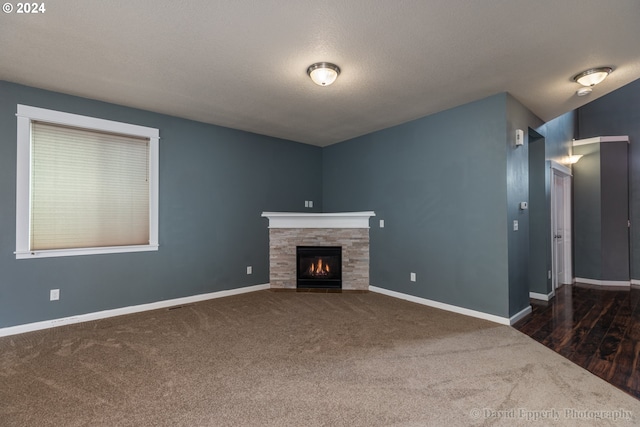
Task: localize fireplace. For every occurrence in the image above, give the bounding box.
[261,211,375,290]
[296,246,342,289]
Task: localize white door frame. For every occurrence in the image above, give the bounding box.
[550,160,573,295]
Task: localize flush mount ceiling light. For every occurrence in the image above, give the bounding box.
[573,67,613,96]
[573,67,612,86]
[573,67,613,87]
[307,62,340,86]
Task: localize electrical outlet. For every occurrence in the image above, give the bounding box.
[513,220,519,231]
[50,289,60,301]
[246,266,252,275]
[410,272,416,282]
[308,200,313,208]
[304,201,309,208]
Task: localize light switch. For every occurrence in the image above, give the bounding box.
[380,220,385,228]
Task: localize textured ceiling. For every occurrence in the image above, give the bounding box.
[2,0,640,146]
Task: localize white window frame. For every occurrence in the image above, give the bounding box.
[15,105,160,259]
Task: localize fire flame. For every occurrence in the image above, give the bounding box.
[308,258,330,276]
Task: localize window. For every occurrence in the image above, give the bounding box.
[15,105,159,259]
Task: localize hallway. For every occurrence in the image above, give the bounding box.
[514,284,640,399]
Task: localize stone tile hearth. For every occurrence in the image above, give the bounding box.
[261,212,375,291]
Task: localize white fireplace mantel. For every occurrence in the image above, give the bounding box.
[261,211,375,229]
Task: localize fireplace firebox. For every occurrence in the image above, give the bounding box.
[296,246,342,289]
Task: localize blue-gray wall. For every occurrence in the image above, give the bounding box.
[322,93,543,318]
[528,133,548,295]
[506,94,544,315]
[601,142,630,280]
[527,112,576,295]
[0,81,323,328]
[1,79,581,329]
[537,112,575,163]
[573,143,603,279]
[573,140,630,281]
[578,78,640,280]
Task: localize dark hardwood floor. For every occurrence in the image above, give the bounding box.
[514,283,640,399]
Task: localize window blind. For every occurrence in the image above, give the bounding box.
[30,121,150,250]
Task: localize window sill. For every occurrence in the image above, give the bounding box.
[15,244,159,259]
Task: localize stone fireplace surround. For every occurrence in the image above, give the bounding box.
[261,212,375,290]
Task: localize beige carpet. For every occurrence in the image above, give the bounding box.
[1,290,639,426]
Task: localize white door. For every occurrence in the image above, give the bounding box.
[552,173,566,289]
[550,162,573,291]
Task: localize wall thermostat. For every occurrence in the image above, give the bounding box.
[519,201,528,210]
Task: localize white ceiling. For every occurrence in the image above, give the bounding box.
[2,0,639,146]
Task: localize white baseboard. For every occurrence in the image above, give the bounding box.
[369,286,530,326]
[575,278,630,287]
[510,305,532,324]
[0,283,270,338]
[1,283,535,337]
[631,279,640,287]
[529,291,552,301]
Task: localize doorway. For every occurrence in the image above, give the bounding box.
[550,161,573,293]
